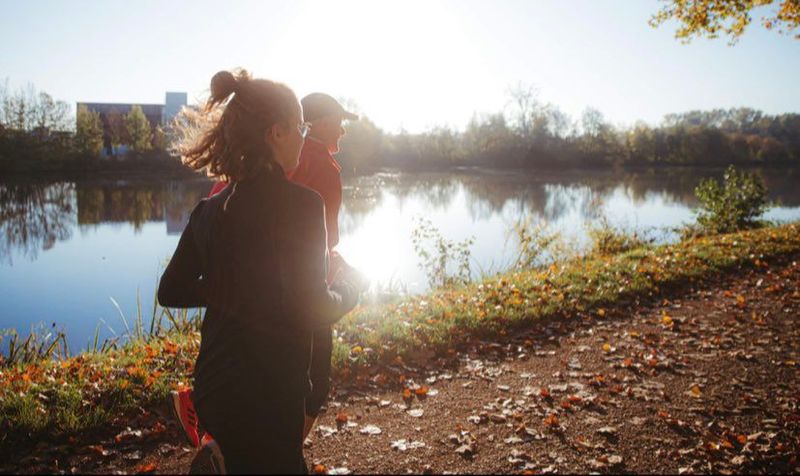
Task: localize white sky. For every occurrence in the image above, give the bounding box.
[2,0,799,132]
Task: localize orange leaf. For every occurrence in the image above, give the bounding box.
[543,414,559,427]
[335,412,348,425]
[402,388,413,402]
[163,341,179,354]
[623,358,633,367]
[415,386,429,397]
[135,462,157,474]
[539,387,551,398]
[312,464,327,474]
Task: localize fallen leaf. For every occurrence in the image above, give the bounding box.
[312,464,327,474]
[391,439,426,451]
[402,388,414,403]
[407,408,424,418]
[597,426,618,436]
[489,413,507,423]
[359,424,382,435]
[134,462,157,474]
[543,415,560,427]
[455,444,475,457]
[335,412,348,426]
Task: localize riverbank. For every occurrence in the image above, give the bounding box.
[0,152,202,181]
[1,222,799,468]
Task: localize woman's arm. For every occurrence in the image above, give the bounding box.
[279,193,358,330]
[158,206,205,308]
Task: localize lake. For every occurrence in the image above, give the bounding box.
[2,166,799,352]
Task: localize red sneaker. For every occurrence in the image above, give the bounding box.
[171,389,201,447]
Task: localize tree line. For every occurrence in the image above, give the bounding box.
[2,80,799,175]
[335,86,800,174]
[1,80,170,174]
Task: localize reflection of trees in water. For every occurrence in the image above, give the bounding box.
[0,178,213,262]
[78,184,164,232]
[338,167,800,236]
[76,179,211,233]
[0,182,76,264]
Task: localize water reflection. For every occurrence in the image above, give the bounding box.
[0,179,213,263]
[2,167,800,352]
[1,167,799,265]
[0,182,76,264]
[339,167,800,237]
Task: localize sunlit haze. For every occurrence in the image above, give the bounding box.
[2,0,799,132]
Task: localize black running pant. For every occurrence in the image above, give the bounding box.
[306,326,332,417]
[196,387,307,474]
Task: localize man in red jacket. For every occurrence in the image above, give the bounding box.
[290,93,362,437]
[174,93,364,452]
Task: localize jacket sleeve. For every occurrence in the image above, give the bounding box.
[158,205,205,308]
[279,193,358,330]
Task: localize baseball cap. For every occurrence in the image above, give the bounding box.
[301,93,359,122]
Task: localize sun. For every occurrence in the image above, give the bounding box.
[265,0,502,133]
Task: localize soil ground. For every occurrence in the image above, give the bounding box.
[5,255,799,474]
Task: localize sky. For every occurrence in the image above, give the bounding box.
[2,0,799,133]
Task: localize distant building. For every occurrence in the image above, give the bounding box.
[164,92,188,126]
[77,92,187,156]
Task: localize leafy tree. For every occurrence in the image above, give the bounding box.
[694,165,768,234]
[126,105,152,153]
[650,0,800,43]
[337,115,383,173]
[32,92,71,133]
[105,108,127,154]
[75,105,103,156]
[152,125,167,151]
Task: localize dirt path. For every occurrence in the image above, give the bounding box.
[8,257,800,474]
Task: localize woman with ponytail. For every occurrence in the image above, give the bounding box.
[158,69,360,474]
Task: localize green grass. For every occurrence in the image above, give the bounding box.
[1,222,799,455]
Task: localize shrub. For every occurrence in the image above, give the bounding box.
[693,165,768,235]
[586,217,648,255]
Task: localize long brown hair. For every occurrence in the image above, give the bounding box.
[177,69,297,182]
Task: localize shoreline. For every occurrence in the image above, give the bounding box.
[1,222,798,461]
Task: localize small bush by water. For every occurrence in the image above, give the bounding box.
[692,165,769,235]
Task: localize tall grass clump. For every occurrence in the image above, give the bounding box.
[509,216,563,269]
[586,217,650,255]
[411,217,474,289]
